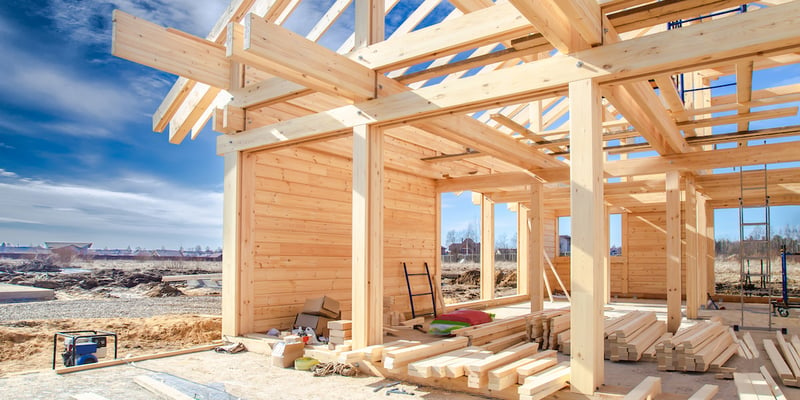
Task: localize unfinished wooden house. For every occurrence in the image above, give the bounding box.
[111,0,800,394]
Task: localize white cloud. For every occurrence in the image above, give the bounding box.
[0,169,18,178]
[0,172,222,248]
[46,0,229,44]
[0,142,14,149]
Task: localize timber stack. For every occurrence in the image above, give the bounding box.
[733,367,788,399]
[327,320,352,347]
[655,318,738,372]
[763,331,800,388]
[606,311,667,362]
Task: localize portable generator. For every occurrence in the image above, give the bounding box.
[52,330,117,369]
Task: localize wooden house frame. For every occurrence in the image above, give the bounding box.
[111,0,800,393]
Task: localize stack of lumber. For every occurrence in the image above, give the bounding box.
[382,336,468,371]
[487,350,558,390]
[546,313,570,350]
[327,320,352,346]
[517,361,570,400]
[452,315,529,351]
[606,311,667,362]
[737,332,760,360]
[464,342,540,388]
[338,340,421,363]
[734,366,787,399]
[528,309,569,350]
[763,331,800,388]
[655,319,738,372]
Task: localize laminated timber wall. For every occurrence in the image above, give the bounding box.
[246,142,437,332]
[549,206,704,300]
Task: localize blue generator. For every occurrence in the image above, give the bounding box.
[53,330,117,369]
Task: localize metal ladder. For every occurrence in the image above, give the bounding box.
[403,262,437,319]
[738,164,773,330]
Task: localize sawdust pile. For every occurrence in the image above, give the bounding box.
[0,315,221,376]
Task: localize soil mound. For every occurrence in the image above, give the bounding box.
[146,283,184,297]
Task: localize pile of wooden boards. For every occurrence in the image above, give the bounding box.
[528,309,569,351]
[605,311,667,362]
[763,331,800,388]
[327,320,352,347]
[737,332,760,360]
[452,314,530,351]
[734,367,787,399]
[655,318,738,372]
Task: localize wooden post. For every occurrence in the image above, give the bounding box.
[354,0,384,50]
[685,173,699,319]
[352,124,384,348]
[517,203,530,296]
[621,212,629,295]
[530,181,544,311]
[705,200,716,295]
[697,192,709,305]
[222,151,253,336]
[568,78,604,394]
[666,170,682,333]
[481,194,495,300]
[604,205,611,304]
[434,194,445,314]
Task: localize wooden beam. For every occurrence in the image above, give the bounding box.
[490,114,548,144]
[228,17,376,102]
[569,78,604,394]
[677,107,798,131]
[355,0,385,49]
[608,0,744,33]
[352,125,384,348]
[736,60,754,134]
[685,173,699,319]
[111,10,230,89]
[480,194,495,301]
[518,203,530,297]
[436,172,536,193]
[222,152,249,336]
[509,0,591,54]
[530,181,544,312]
[697,193,709,307]
[218,2,800,154]
[168,84,222,144]
[665,170,682,334]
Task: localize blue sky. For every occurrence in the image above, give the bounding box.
[0,0,230,249]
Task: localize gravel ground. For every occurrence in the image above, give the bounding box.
[0,297,221,321]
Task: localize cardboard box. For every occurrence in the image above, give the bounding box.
[294,312,334,337]
[271,342,305,368]
[302,296,340,319]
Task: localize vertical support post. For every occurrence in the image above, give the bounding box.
[697,192,709,304]
[685,173,699,319]
[517,203,530,296]
[604,205,611,304]
[352,124,384,348]
[568,78,604,394]
[706,200,716,295]
[355,0,385,49]
[222,152,242,337]
[530,181,544,311]
[666,170,682,333]
[434,193,445,313]
[621,212,629,295]
[222,151,254,336]
[480,194,495,300]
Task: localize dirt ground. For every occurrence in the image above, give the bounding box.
[442,261,519,304]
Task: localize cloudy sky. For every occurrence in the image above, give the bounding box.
[0,0,231,249]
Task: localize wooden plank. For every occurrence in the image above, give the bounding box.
[733,373,758,400]
[466,342,539,388]
[687,384,719,400]
[665,170,681,333]
[777,331,800,378]
[111,10,230,89]
[383,336,469,369]
[744,332,760,359]
[354,0,384,49]
[569,78,604,394]
[56,343,221,374]
[759,365,787,400]
[328,320,353,330]
[481,332,528,353]
[487,354,548,391]
[407,347,482,378]
[518,362,570,397]
[529,184,545,310]
[162,273,222,282]
[351,125,384,348]
[763,339,793,381]
[623,376,661,400]
[134,375,194,400]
